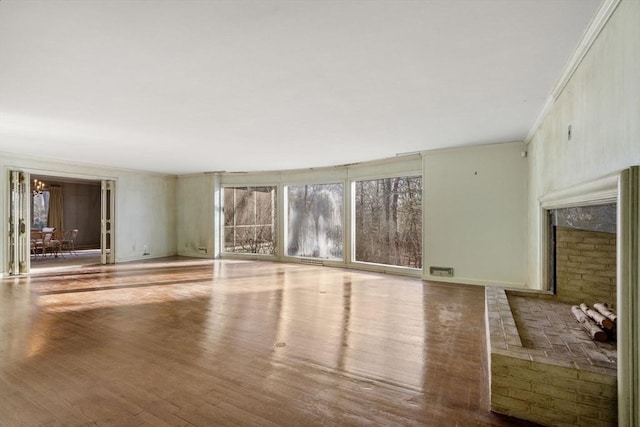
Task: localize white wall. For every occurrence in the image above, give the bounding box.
[117,171,177,261]
[526,3,640,422]
[176,173,217,258]
[423,142,528,287]
[0,152,177,273]
[527,0,640,288]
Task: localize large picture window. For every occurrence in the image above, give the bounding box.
[224,186,276,255]
[354,176,422,268]
[31,191,50,229]
[286,183,343,260]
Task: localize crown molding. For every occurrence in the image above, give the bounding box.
[525,0,622,144]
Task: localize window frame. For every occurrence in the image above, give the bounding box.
[283,181,346,264]
[216,154,423,276]
[349,172,423,275]
[31,190,50,229]
[221,185,278,258]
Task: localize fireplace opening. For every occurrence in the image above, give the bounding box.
[548,203,617,306]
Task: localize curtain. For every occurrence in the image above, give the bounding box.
[47,185,64,233]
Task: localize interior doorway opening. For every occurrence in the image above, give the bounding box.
[7,170,116,275]
[29,174,102,273]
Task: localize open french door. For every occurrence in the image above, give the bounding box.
[100,179,115,264]
[8,170,30,275]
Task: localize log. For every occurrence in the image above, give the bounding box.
[571,305,607,341]
[580,303,614,330]
[593,303,617,325]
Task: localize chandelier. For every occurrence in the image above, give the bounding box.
[32,178,46,195]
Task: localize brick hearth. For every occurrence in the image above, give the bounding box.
[486,287,617,426]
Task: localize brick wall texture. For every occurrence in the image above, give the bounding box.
[490,353,617,426]
[555,227,616,307]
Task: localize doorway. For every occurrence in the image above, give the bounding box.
[7,170,116,275]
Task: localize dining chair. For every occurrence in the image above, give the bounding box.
[42,227,62,258]
[30,230,44,259]
[62,229,79,256]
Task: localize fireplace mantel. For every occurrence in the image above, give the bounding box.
[539,172,618,210]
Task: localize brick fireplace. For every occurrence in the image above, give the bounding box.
[486,203,618,426]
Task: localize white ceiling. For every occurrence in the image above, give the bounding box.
[0,0,601,175]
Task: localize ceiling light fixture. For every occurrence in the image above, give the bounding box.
[32,179,45,195]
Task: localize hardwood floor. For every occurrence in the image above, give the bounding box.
[29,249,102,275]
[0,258,537,426]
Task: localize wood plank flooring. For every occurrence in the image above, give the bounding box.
[0,258,537,426]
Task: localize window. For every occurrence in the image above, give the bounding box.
[286,183,343,260]
[224,186,276,255]
[354,176,422,268]
[31,191,50,229]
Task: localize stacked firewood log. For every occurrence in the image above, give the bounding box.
[570,302,617,342]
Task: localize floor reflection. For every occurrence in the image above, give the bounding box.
[263,265,426,392]
[0,258,531,426]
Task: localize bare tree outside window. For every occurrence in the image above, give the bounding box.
[224,186,276,255]
[287,183,343,260]
[355,176,422,268]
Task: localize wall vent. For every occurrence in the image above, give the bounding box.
[299,258,324,266]
[430,266,454,277]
